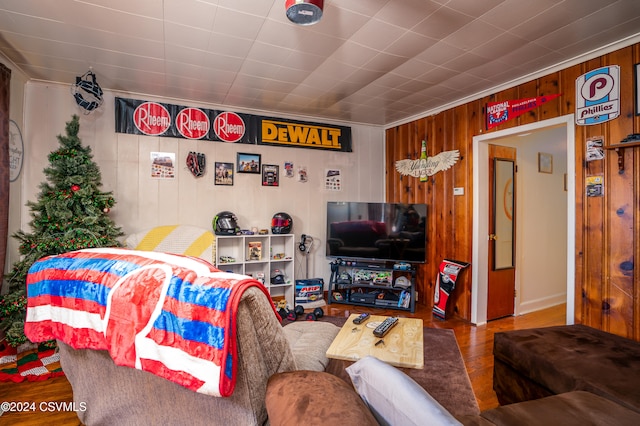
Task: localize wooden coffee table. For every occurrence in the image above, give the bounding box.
[325,314,424,369]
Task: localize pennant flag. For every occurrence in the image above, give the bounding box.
[486,94,561,130]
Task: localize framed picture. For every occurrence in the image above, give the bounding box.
[635,63,640,116]
[262,164,279,186]
[237,152,261,174]
[538,152,553,174]
[214,162,234,186]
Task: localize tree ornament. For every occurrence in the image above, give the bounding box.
[71,184,80,192]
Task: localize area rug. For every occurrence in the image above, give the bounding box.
[286,315,480,417]
[0,341,64,383]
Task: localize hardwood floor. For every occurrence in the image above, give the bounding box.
[0,302,565,424]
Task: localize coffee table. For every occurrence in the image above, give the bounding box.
[325,314,424,369]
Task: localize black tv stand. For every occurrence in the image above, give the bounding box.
[327,259,416,313]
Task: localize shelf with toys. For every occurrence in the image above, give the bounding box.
[327,259,416,313]
[213,211,295,304]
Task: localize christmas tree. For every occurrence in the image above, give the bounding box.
[0,115,123,346]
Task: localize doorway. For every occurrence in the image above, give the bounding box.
[472,115,575,325]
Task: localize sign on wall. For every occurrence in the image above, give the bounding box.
[115,97,352,152]
[9,119,24,182]
[486,94,561,129]
[258,118,351,151]
[395,149,460,179]
[575,66,620,125]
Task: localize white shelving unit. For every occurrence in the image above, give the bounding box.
[215,234,295,304]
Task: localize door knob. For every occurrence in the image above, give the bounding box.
[489,234,497,241]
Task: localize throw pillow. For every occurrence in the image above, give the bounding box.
[266,370,378,426]
[346,356,462,426]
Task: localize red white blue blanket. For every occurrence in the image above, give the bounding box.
[24,248,273,397]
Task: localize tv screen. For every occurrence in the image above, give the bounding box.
[326,201,427,263]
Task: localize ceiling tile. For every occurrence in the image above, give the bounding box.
[1,0,639,126]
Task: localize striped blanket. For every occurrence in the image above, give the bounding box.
[24,248,272,397]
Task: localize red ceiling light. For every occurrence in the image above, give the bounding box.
[285,0,323,26]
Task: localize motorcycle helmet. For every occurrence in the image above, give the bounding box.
[213,211,240,235]
[271,269,286,285]
[271,212,292,234]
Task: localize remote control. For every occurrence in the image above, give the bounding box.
[373,317,399,337]
[353,313,370,324]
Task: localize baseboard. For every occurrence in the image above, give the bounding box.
[517,293,566,316]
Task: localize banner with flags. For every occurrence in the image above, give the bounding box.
[486,94,561,130]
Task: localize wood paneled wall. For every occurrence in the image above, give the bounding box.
[386,43,640,340]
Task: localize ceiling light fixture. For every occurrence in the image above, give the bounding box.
[285,0,323,26]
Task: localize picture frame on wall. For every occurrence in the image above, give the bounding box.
[538,152,553,174]
[635,63,640,116]
[262,164,279,186]
[237,152,261,174]
[214,162,234,186]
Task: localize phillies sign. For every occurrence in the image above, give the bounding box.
[486,94,561,129]
[115,97,352,151]
[575,66,620,125]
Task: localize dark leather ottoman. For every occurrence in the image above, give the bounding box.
[492,324,640,413]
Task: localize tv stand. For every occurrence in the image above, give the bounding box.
[327,259,416,313]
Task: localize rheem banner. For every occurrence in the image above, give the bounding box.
[115,97,352,152]
[115,97,257,144]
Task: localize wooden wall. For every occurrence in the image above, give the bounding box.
[386,43,640,340]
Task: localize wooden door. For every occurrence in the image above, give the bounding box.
[487,144,516,320]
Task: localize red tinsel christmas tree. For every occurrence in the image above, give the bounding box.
[0,115,123,346]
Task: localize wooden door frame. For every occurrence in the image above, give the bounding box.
[471,115,575,326]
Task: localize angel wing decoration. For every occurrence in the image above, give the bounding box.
[395,150,460,178]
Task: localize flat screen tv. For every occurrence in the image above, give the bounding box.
[326,201,427,263]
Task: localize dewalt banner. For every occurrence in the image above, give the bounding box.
[258,117,352,152]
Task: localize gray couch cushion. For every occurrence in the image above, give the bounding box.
[283,320,339,371]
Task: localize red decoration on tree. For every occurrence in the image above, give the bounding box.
[71,185,80,192]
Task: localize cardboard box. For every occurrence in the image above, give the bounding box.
[295,278,324,304]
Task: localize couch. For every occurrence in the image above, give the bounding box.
[59,286,340,425]
[265,356,640,426]
[50,227,340,425]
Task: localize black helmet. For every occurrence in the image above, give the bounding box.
[271,212,292,234]
[271,269,286,285]
[213,211,239,235]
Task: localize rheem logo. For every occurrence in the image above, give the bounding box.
[176,108,210,139]
[213,112,245,142]
[133,102,171,135]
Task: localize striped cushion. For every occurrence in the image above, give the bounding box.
[124,225,215,264]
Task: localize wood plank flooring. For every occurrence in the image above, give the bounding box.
[0,302,565,425]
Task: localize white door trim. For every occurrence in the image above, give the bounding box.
[471,115,575,325]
